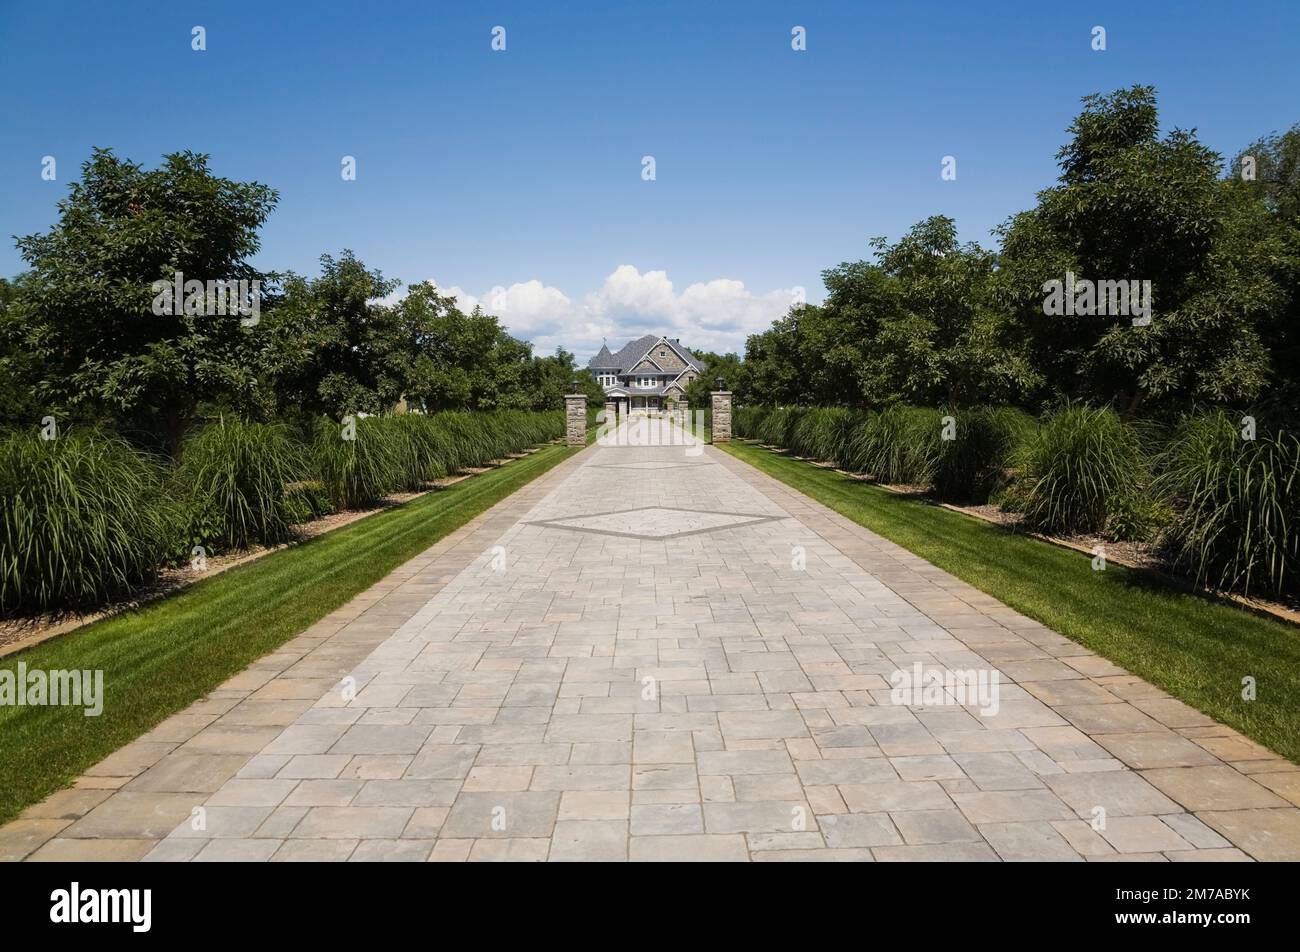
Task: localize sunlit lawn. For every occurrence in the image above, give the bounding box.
[0,443,577,825]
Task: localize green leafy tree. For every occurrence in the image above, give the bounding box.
[0,277,40,427]
[1234,124,1300,221]
[400,295,533,411]
[742,309,813,406]
[10,149,277,451]
[999,86,1278,414]
[542,347,602,408]
[684,351,745,406]
[823,217,1037,407]
[1230,125,1300,414]
[258,252,404,419]
[747,218,1036,409]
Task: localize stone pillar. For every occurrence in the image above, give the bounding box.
[710,391,732,443]
[603,401,617,427]
[565,394,588,446]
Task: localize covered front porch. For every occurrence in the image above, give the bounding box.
[604,388,666,416]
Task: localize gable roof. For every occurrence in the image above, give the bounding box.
[588,335,704,372]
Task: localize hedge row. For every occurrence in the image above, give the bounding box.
[0,410,564,614]
[734,404,1299,600]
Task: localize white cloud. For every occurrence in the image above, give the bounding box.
[401,265,804,361]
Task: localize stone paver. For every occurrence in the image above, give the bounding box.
[6,428,1299,861]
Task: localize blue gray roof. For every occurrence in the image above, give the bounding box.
[588,335,704,372]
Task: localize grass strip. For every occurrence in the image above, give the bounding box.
[0,443,577,825]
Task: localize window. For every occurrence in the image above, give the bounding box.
[597,373,617,387]
[637,377,655,388]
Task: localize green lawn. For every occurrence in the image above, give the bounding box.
[0,442,578,826]
[719,440,1300,764]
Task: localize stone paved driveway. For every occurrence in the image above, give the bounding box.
[5,435,1300,862]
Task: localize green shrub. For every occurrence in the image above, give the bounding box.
[165,494,226,567]
[283,481,334,525]
[175,419,304,549]
[1104,492,1172,543]
[312,415,403,509]
[733,406,771,440]
[385,415,450,490]
[933,406,1036,503]
[789,408,857,461]
[846,406,939,484]
[1155,411,1299,598]
[1018,404,1144,534]
[0,429,171,613]
[753,407,806,447]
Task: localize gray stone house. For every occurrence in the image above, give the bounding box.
[587,335,705,414]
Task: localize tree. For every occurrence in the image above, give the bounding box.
[10,149,277,452]
[258,252,403,419]
[742,310,811,406]
[1235,124,1300,221]
[746,218,1036,410]
[0,277,40,427]
[399,294,534,412]
[543,348,602,408]
[684,351,745,407]
[1231,125,1300,414]
[999,85,1271,414]
[829,217,1037,408]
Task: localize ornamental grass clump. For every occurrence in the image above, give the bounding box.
[1155,410,1299,599]
[1017,403,1144,535]
[789,407,857,462]
[732,406,771,440]
[932,406,1036,503]
[0,429,171,613]
[754,407,806,448]
[846,405,939,485]
[429,411,498,472]
[312,415,404,510]
[175,418,304,549]
[384,415,450,490]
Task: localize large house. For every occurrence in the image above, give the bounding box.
[588,334,705,414]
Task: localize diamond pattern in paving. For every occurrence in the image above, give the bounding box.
[5,433,1299,863]
[527,505,783,541]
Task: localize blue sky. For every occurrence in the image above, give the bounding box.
[2,1,1298,359]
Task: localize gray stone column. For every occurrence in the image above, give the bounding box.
[710,391,732,443]
[565,394,588,446]
[603,401,617,427]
